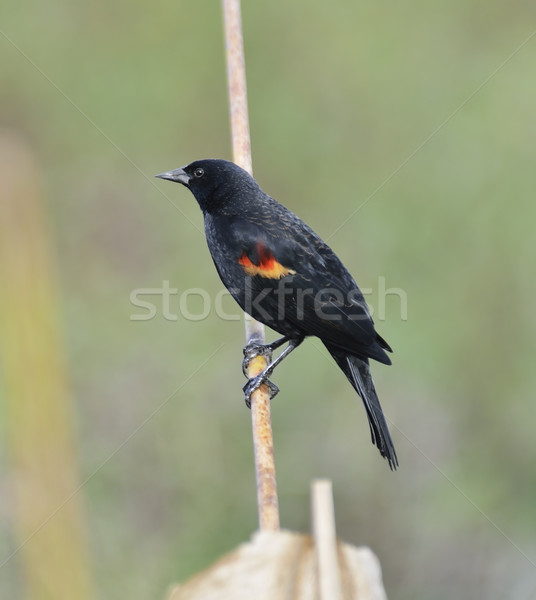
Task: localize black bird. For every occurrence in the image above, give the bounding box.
[156,159,397,469]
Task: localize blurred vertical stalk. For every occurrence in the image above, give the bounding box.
[0,133,94,599]
[222,0,280,531]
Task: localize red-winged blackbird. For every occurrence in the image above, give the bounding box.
[156,159,397,469]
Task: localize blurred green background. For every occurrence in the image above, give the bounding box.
[1,1,536,598]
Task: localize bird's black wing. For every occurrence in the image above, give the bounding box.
[228,210,391,364]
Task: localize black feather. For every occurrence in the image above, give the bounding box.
[325,343,398,470]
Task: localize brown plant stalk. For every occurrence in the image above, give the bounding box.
[222,0,280,532]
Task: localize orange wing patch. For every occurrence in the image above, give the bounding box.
[238,245,296,279]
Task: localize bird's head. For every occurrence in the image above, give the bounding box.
[155,159,259,213]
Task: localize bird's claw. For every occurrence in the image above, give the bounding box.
[242,341,273,377]
[242,339,279,407]
[243,376,279,408]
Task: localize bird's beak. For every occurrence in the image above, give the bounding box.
[155,167,190,186]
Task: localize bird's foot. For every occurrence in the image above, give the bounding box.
[242,340,273,377]
[243,376,280,409]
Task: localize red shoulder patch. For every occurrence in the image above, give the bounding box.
[238,243,296,279]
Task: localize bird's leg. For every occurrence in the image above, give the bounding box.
[242,335,290,376]
[243,336,304,408]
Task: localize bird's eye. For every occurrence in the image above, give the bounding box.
[193,167,204,178]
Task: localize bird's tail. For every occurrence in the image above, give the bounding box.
[324,343,398,470]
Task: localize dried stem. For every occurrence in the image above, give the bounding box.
[312,480,343,600]
[222,0,280,531]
